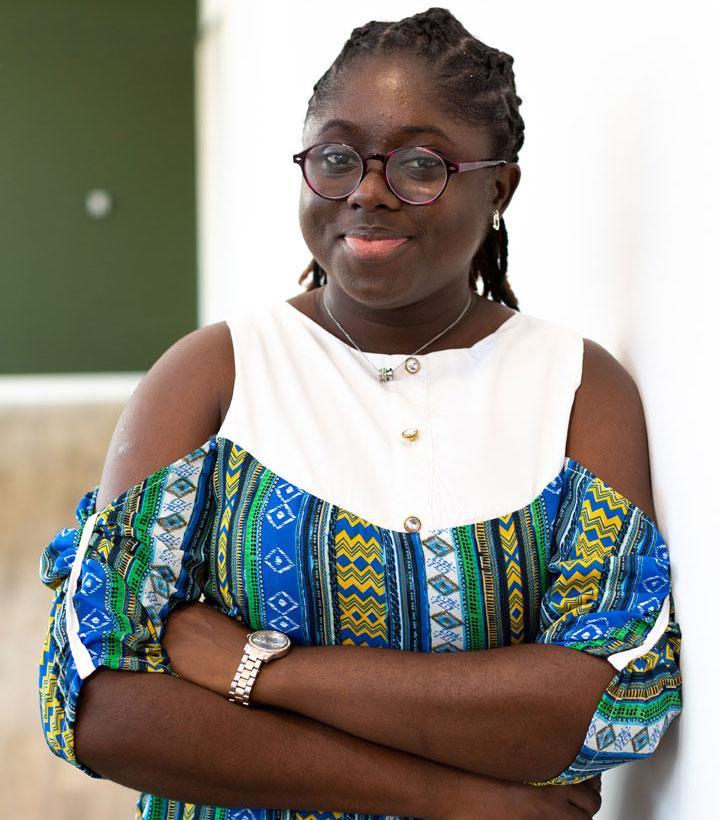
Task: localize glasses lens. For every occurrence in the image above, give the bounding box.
[303,143,363,199]
[386,147,447,203]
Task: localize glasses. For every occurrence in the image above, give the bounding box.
[293,142,507,205]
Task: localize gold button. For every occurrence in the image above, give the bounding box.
[404,356,421,374]
[402,428,419,441]
[404,515,422,533]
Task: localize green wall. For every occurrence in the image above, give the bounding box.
[0,0,198,373]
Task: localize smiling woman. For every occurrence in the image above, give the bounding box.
[38,6,681,820]
[295,54,522,320]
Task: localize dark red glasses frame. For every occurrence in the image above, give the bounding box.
[292,142,508,205]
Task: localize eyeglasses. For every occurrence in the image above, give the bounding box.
[292,142,507,205]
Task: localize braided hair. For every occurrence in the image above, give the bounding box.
[297,7,525,310]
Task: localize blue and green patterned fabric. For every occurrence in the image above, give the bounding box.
[38,434,682,819]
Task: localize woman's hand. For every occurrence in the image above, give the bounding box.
[429,770,602,819]
[161,601,250,697]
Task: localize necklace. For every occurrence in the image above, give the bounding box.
[321,288,476,382]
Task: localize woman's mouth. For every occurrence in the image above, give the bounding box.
[343,235,411,260]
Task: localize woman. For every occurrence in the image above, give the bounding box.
[39,8,682,819]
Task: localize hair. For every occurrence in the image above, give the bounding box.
[297,7,525,310]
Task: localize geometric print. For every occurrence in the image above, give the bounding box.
[529,460,682,785]
[142,445,210,625]
[421,531,464,651]
[38,437,682,817]
[37,439,217,781]
[266,590,300,632]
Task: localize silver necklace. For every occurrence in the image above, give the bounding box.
[321,288,475,382]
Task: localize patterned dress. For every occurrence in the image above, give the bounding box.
[38,299,682,819]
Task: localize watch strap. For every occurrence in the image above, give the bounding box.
[228,648,263,707]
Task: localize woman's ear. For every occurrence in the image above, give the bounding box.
[493,163,521,213]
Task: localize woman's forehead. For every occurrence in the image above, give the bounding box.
[304,110,493,156]
[303,54,493,155]
[310,59,443,125]
[304,62,493,154]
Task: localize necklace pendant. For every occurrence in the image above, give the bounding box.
[404,356,421,374]
[378,367,394,382]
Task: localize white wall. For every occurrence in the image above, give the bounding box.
[197,2,720,817]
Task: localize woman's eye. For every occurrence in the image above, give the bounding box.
[323,152,354,166]
[402,156,443,173]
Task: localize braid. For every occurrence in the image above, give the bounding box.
[299,7,524,311]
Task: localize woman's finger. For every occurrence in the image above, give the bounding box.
[567,783,603,816]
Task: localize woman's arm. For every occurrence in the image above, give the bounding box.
[167,340,681,785]
[170,601,616,784]
[76,667,603,819]
[75,666,448,816]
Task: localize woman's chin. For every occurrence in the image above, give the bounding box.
[329,266,415,306]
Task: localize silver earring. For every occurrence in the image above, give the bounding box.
[492,209,501,231]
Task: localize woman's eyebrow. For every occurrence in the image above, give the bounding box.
[317,118,456,146]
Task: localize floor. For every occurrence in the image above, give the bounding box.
[0,404,140,818]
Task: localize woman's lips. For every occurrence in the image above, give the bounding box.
[343,235,411,260]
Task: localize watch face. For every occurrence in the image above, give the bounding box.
[250,630,289,651]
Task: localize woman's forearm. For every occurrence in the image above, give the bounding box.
[75,667,462,817]
[251,642,617,783]
[164,601,615,784]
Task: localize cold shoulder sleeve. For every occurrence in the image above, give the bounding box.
[528,457,682,786]
[38,437,218,778]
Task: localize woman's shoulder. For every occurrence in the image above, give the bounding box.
[159,319,235,430]
[193,320,235,428]
[566,335,655,519]
[94,321,233,511]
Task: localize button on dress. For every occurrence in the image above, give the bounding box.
[38,299,683,819]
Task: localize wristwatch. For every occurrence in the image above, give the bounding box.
[228,629,292,707]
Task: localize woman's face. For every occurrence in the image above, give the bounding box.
[299,54,521,310]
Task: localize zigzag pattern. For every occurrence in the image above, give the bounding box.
[215,444,245,609]
[548,559,603,615]
[575,479,629,561]
[334,511,387,647]
[39,619,67,759]
[291,813,345,820]
[498,514,525,645]
[545,479,632,620]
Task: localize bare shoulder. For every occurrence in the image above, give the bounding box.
[94,321,234,510]
[565,337,657,521]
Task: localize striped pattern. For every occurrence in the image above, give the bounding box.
[38,436,682,817]
[498,514,525,645]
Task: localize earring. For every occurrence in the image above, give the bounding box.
[492,209,501,231]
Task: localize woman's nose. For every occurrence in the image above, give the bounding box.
[346,160,402,209]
